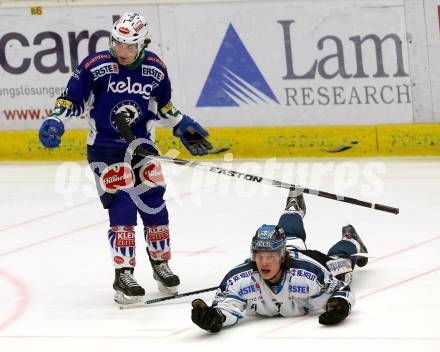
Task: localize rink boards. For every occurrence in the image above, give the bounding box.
[1,123,439,161]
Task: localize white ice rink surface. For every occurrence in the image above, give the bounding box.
[0,157,439,352]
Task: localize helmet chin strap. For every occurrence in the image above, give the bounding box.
[133,43,144,60]
[125,50,144,69]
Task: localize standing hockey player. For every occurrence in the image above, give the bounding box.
[38,12,212,304]
[191,189,369,332]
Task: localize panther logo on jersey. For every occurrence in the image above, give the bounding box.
[110,100,142,131]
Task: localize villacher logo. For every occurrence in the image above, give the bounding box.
[197,24,279,107]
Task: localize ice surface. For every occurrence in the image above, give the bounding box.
[0,157,439,352]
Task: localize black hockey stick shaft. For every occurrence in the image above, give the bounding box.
[115,114,399,215]
[144,286,218,305]
[154,156,399,214]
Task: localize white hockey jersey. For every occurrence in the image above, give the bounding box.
[213,250,355,327]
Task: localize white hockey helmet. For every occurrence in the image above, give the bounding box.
[111,12,149,55]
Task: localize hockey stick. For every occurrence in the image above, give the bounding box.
[115,114,399,215]
[119,286,218,309]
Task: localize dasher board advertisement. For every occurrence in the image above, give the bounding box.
[0,1,413,130]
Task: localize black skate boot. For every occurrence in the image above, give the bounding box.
[285,187,306,218]
[342,225,368,267]
[148,253,180,294]
[113,267,145,304]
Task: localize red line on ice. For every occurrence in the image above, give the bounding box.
[0,270,29,333]
[0,183,224,257]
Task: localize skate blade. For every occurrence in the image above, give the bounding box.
[156,281,178,295]
[114,291,144,305]
[117,300,147,309]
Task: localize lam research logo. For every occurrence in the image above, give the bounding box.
[197,24,279,107]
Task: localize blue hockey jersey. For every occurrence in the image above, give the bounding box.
[52,50,183,148]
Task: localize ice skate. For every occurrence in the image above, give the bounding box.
[113,268,145,305]
[342,225,368,267]
[285,187,306,218]
[149,257,180,294]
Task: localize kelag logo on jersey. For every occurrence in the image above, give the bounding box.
[197,24,279,107]
[107,76,158,101]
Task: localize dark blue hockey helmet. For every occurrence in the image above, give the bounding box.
[251,224,286,260]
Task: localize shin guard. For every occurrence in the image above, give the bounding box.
[108,226,136,268]
[145,225,171,261]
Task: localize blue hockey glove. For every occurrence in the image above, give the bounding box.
[173,115,213,156]
[39,117,65,148]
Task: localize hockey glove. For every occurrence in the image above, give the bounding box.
[173,115,212,156]
[319,297,350,325]
[39,117,65,148]
[191,298,225,333]
[132,144,159,158]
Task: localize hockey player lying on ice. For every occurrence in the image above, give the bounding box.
[191,188,369,332]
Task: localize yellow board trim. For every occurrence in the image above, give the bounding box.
[0,124,439,161]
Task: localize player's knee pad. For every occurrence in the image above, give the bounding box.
[278,213,306,242]
[145,224,171,261]
[108,226,136,268]
[136,160,166,188]
[131,161,167,217]
[100,162,135,193]
[92,161,135,209]
[108,191,138,226]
